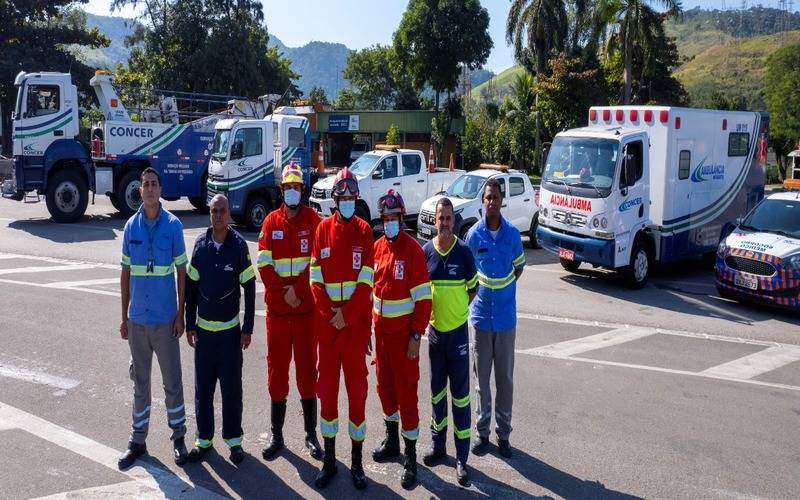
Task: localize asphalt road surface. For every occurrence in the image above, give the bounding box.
[0,197,798,499]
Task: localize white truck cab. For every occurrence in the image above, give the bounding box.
[309,146,463,228]
[416,166,540,245]
[537,106,768,288]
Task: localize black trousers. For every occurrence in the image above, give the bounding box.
[194,326,244,448]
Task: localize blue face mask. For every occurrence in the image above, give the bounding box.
[283,188,301,208]
[384,220,400,239]
[338,200,356,219]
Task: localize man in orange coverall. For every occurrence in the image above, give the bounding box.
[257,162,323,461]
[371,189,432,489]
[309,167,374,490]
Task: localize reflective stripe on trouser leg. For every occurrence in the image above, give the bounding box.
[428,325,449,450]
[317,320,341,438]
[342,324,369,442]
[216,328,244,447]
[375,332,398,421]
[472,326,494,439]
[128,321,153,445]
[151,321,186,441]
[448,323,471,463]
[349,420,366,441]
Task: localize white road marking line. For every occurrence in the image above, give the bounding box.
[44,278,120,288]
[0,363,79,389]
[0,278,121,297]
[0,401,223,499]
[520,327,656,357]
[0,264,98,276]
[0,252,118,269]
[701,345,800,380]
[31,480,150,499]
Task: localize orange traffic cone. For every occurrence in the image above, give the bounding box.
[317,138,325,175]
[427,142,435,173]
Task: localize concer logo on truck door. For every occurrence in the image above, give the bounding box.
[549,194,592,212]
[109,126,155,138]
[690,157,725,183]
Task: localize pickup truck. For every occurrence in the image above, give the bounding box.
[309,146,463,228]
[417,166,541,247]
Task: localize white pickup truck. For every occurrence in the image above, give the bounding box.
[416,166,541,247]
[309,146,463,228]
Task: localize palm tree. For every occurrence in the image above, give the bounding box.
[593,0,682,104]
[506,0,569,76]
[505,73,537,170]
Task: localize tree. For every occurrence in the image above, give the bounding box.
[114,0,299,101]
[334,88,359,110]
[341,45,419,110]
[308,86,329,104]
[765,44,800,180]
[503,73,537,171]
[386,123,401,145]
[394,0,492,165]
[593,0,681,104]
[0,1,108,151]
[506,0,569,76]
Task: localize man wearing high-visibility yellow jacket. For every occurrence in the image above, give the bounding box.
[184,194,256,465]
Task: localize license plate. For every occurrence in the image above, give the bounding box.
[419,226,432,236]
[734,273,758,291]
[558,248,575,261]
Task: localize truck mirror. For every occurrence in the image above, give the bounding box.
[735,217,743,226]
[372,170,383,180]
[540,142,551,170]
[230,141,243,160]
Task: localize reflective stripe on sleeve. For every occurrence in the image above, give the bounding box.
[410,281,432,302]
[257,249,273,268]
[187,264,200,281]
[174,253,188,267]
[239,265,255,283]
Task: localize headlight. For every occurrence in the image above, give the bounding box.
[592,217,599,228]
[594,230,614,240]
[542,207,548,217]
[601,217,608,229]
[718,239,727,255]
[789,254,800,268]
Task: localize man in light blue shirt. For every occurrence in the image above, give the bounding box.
[118,167,189,470]
[465,177,525,459]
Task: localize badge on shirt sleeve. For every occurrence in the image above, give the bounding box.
[300,238,309,253]
[321,247,330,259]
[394,260,405,280]
[272,230,283,240]
[352,251,362,269]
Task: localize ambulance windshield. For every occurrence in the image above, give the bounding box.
[544,137,619,195]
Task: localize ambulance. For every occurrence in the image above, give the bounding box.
[536,106,769,288]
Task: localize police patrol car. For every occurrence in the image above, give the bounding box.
[715,189,800,310]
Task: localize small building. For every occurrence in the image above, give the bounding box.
[313,110,464,168]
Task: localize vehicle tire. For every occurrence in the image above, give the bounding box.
[621,237,652,289]
[114,170,142,217]
[45,169,89,223]
[559,258,581,272]
[459,223,473,241]
[244,195,269,232]
[527,213,541,249]
[189,174,209,212]
[355,202,370,223]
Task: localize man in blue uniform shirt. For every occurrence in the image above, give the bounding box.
[465,178,525,459]
[185,194,256,464]
[118,167,189,470]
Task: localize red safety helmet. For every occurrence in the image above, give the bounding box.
[378,189,405,216]
[332,167,359,197]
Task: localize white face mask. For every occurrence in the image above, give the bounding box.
[384,219,400,239]
[338,200,356,219]
[283,188,301,208]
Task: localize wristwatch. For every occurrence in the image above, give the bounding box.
[411,331,421,341]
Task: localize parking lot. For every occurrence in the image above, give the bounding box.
[0,196,798,499]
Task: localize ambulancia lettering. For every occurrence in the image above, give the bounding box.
[549,194,592,212]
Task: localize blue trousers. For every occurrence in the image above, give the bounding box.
[194,327,243,448]
[428,322,471,463]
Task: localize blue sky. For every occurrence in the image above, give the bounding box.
[86,0,794,72]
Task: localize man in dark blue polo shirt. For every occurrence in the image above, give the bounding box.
[466,177,525,459]
[118,167,189,470]
[185,194,256,465]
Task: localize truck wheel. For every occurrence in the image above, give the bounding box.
[189,174,209,212]
[114,170,142,217]
[527,213,541,249]
[621,237,652,289]
[46,169,89,223]
[560,258,581,272]
[244,195,269,232]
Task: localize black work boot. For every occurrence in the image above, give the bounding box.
[173,437,188,466]
[261,400,286,460]
[350,440,367,490]
[118,441,147,470]
[372,420,400,462]
[301,398,323,460]
[422,445,447,467]
[400,436,417,489]
[314,437,338,489]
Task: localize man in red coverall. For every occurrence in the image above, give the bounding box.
[371,189,432,489]
[257,162,323,461]
[310,167,374,490]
